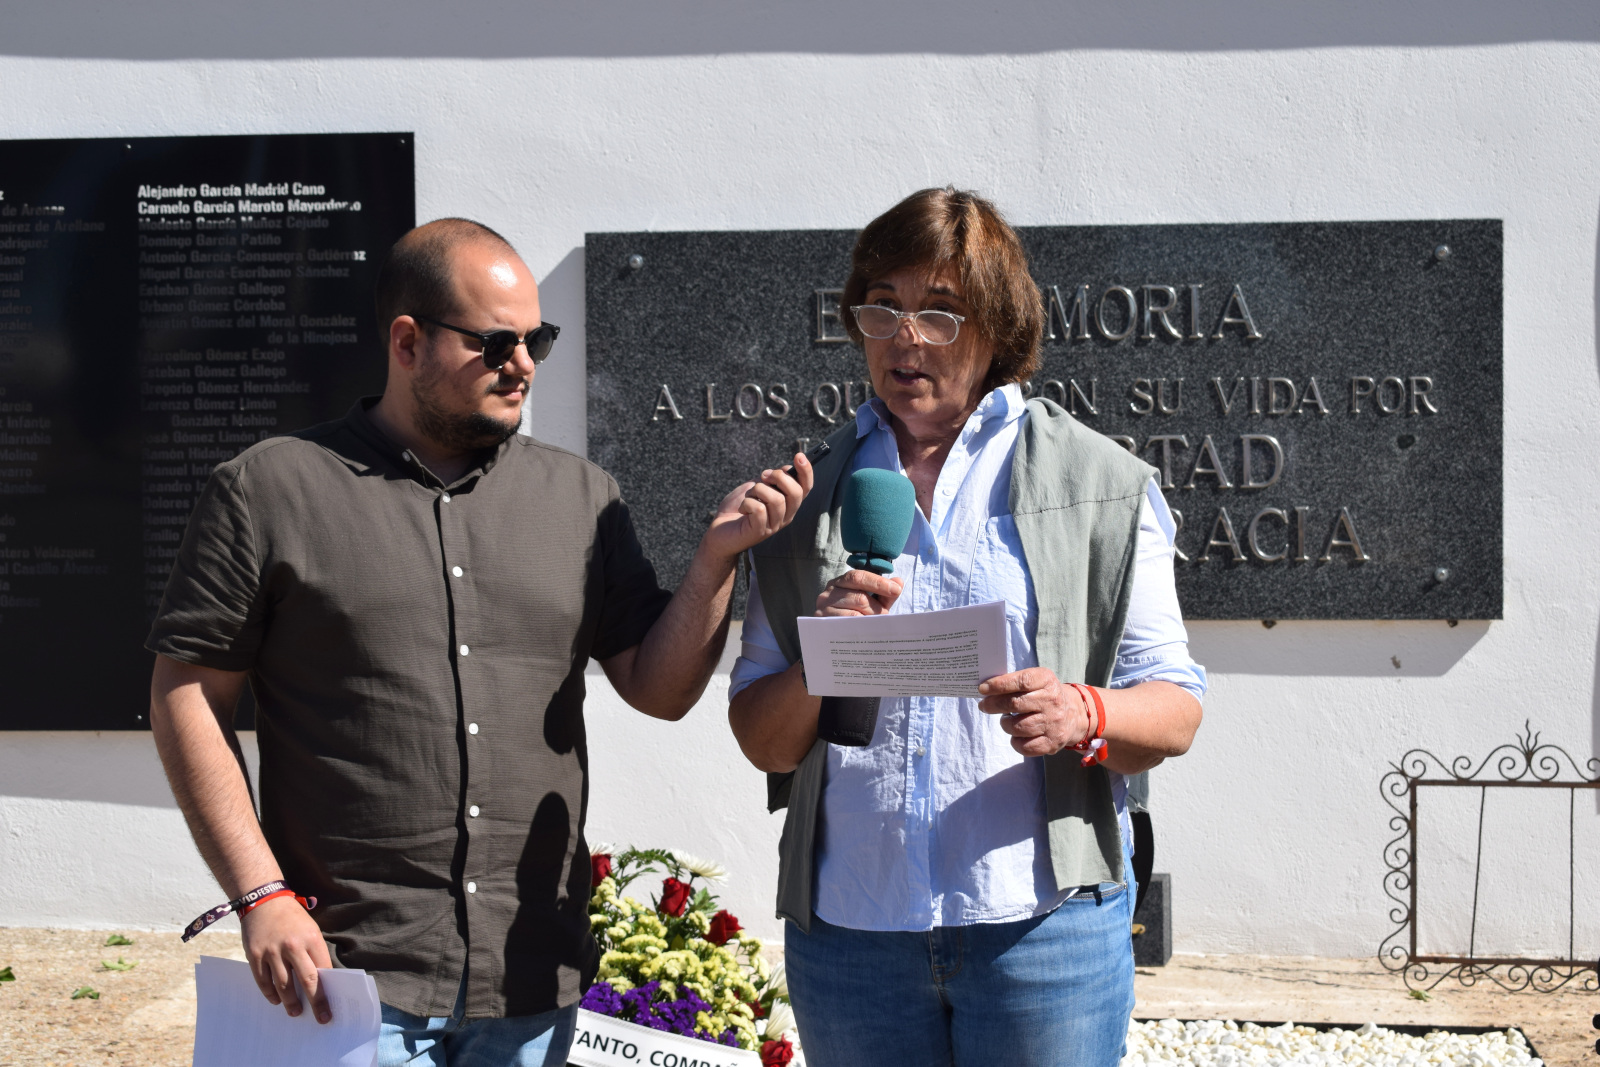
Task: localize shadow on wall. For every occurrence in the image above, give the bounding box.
[3,0,1599,60]
[1186,619,1490,677]
[518,246,586,455]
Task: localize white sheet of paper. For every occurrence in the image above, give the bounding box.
[192,955,380,1067]
[796,601,1008,697]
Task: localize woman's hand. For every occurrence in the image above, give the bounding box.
[815,570,903,616]
[979,675,1202,771]
[977,668,1090,757]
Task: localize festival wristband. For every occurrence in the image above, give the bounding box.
[182,880,317,942]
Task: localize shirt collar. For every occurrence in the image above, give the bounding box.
[855,382,1027,439]
[344,396,515,489]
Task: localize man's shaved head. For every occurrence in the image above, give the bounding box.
[374,217,517,339]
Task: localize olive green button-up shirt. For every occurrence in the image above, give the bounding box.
[147,398,671,1019]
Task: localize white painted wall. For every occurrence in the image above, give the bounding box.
[2,2,1599,961]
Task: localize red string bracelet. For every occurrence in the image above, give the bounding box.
[239,888,306,916]
[1066,682,1109,766]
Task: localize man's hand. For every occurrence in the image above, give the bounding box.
[701,453,815,560]
[241,896,334,1023]
[815,569,903,617]
[978,667,1090,757]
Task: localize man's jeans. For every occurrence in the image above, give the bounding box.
[785,882,1136,1067]
[377,973,578,1067]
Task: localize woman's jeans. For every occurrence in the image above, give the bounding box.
[785,883,1136,1067]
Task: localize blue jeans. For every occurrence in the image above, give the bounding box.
[377,972,578,1067]
[785,884,1135,1067]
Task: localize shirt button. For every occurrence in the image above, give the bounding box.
[915,744,927,757]
[402,451,412,462]
[468,722,479,735]
[469,805,480,818]
[466,882,477,894]
[459,644,470,656]
[452,566,463,578]
[441,492,452,503]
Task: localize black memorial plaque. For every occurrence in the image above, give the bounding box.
[0,133,413,729]
[587,223,1501,621]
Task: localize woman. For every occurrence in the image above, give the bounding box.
[728,188,1206,1066]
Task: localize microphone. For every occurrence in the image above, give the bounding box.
[840,468,917,574]
[816,468,917,747]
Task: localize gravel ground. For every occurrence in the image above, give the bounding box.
[1,931,1594,1066]
[0,926,242,1067]
[1135,955,1598,1067]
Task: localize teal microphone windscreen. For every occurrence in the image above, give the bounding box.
[841,468,916,574]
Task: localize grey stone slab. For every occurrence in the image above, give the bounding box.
[1133,872,1173,968]
[586,222,1501,620]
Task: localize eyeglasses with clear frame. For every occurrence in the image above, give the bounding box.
[850,304,966,345]
[415,314,560,369]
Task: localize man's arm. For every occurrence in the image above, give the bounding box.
[601,456,814,719]
[149,655,332,1023]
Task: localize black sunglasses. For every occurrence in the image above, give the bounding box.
[415,314,560,369]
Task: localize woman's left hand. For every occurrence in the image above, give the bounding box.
[977,668,1090,757]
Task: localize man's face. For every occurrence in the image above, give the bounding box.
[411,242,542,452]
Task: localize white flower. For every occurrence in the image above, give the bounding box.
[764,1001,795,1040]
[764,960,788,999]
[670,849,728,882]
[589,841,619,857]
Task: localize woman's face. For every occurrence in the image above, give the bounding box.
[860,265,996,436]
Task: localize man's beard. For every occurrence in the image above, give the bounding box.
[411,358,522,453]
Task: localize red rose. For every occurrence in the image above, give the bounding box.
[707,909,742,945]
[658,877,692,917]
[590,853,613,888]
[760,1038,795,1066]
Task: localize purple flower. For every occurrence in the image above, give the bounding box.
[595,979,730,1044]
[620,980,662,1023]
[580,981,623,1016]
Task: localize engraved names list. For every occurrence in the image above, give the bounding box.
[0,133,413,729]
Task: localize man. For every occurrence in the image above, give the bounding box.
[148,218,813,1065]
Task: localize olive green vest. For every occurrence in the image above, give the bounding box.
[750,397,1156,931]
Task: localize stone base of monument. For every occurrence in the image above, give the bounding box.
[568,1009,782,1067]
[1132,872,1173,967]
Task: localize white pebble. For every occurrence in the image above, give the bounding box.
[1121,1020,1542,1067]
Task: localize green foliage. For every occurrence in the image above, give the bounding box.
[0,965,14,982]
[104,934,135,947]
[71,986,100,1000]
[1408,988,1432,1001]
[100,957,138,972]
[606,847,687,895]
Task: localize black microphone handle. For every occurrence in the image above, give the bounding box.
[816,695,880,747]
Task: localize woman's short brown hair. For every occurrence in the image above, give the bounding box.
[842,187,1042,392]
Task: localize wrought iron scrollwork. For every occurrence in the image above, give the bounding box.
[1380,721,1600,993]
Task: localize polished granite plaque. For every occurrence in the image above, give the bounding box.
[0,133,413,728]
[587,222,1501,622]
